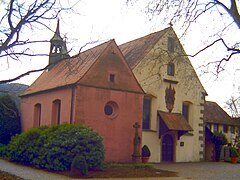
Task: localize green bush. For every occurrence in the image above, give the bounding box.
[71,155,88,175]
[7,127,45,164]
[230,147,239,157]
[6,123,105,171]
[211,131,228,161]
[0,95,21,145]
[0,143,7,158]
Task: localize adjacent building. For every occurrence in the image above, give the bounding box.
[204,101,240,160]
[120,27,207,162]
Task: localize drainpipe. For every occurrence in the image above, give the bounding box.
[70,85,76,124]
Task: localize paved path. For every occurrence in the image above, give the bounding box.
[153,162,240,180]
[1,159,240,180]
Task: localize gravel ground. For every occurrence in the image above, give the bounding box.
[153,161,240,180]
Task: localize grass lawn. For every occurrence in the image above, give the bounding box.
[60,163,178,178]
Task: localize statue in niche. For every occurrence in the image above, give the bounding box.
[165,84,175,112]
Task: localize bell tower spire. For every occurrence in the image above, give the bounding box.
[48,19,69,70]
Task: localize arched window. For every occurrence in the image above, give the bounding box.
[182,101,192,122]
[52,99,61,125]
[167,63,175,76]
[143,97,151,130]
[34,103,41,127]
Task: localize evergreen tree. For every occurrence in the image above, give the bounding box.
[0,95,21,145]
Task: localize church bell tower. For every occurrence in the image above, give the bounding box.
[48,20,69,70]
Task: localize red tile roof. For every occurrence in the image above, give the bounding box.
[158,111,193,131]
[119,27,170,68]
[204,101,240,126]
[21,40,113,96]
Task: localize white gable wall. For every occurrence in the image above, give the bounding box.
[132,28,205,162]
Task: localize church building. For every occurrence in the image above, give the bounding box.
[20,21,144,163]
[120,27,207,162]
[21,21,208,163]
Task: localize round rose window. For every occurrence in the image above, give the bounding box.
[104,101,119,118]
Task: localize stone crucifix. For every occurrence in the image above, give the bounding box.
[132,122,141,163]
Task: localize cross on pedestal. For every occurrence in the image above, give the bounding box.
[132,122,141,163]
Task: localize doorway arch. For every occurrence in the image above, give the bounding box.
[162,134,174,162]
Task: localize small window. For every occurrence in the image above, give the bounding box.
[213,124,219,132]
[109,74,115,82]
[104,101,119,118]
[104,105,113,115]
[230,126,235,133]
[167,63,175,76]
[34,103,41,127]
[143,97,151,130]
[182,103,189,122]
[168,37,175,52]
[223,125,228,133]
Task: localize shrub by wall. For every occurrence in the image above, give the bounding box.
[0,143,7,157]
[211,131,228,161]
[0,95,21,145]
[71,155,88,176]
[6,124,105,171]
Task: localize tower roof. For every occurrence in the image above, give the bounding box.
[51,19,63,42]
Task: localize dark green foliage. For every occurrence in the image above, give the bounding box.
[211,131,228,146]
[141,145,151,157]
[0,95,21,145]
[6,124,105,171]
[211,131,228,161]
[6,128,45,164]
[0,143,7,157]
[71,155,88,175]
[230,147,239,157]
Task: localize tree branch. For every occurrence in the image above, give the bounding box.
[0,65,48,84]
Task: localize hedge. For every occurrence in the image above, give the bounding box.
[6,124,105,171]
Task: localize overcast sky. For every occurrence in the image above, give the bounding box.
[1,0,240,114]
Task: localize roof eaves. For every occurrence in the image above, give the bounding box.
[20,84,75,97]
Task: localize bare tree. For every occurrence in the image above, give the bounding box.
[0,0,79,84]
[127,0,240,74]
[226,96,240,118]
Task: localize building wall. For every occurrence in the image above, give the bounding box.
[74,85,144,163]
[20,87,73,131]
[132,29,205,162]
[21,85,144,163]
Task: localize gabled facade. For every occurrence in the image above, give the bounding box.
[204,101,240,160]
[21,36,144,162]
[120,27,207,162]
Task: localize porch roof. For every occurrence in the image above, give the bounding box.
[158,111,193,131]
[158,111,193,139]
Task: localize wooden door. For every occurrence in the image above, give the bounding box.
[162,134,174,162]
